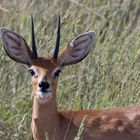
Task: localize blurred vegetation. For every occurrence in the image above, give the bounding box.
[0,0,140,139]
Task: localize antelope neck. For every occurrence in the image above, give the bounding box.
[32,97,58,119]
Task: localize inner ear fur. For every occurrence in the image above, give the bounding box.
[58,31,96,66]
[0,28,33,66]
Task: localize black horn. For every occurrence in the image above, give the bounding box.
[53,15,60,60]
[31,15,38,59]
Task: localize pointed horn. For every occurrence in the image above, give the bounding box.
[53,15,60,60]
[31,15,38,59]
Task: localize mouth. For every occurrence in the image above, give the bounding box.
[40,89,51,94]
[36,89,52,103]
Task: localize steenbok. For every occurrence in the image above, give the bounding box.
[1,16,140,140]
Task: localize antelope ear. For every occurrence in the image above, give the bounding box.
[58,31,96,66]
[0,28,32,66]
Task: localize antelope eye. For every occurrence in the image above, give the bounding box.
[54,70,61,77]
[28,69,35,76]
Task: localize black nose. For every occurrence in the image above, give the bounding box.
[39,81,50,90]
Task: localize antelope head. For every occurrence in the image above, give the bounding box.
[0,16,96,104]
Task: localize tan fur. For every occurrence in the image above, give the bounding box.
[1,28,140,140]
[59,106,140,140]
[29,58,140,140]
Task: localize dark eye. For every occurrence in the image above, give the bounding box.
[54,70,61,77]
[28,69,35,76]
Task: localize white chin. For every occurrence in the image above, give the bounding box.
[36,91,52,104]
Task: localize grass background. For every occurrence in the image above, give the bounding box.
[0,0,140,139]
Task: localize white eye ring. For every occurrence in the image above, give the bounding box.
[28,69,35,76]
[28,66,38,77]
[52,67,62,78]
